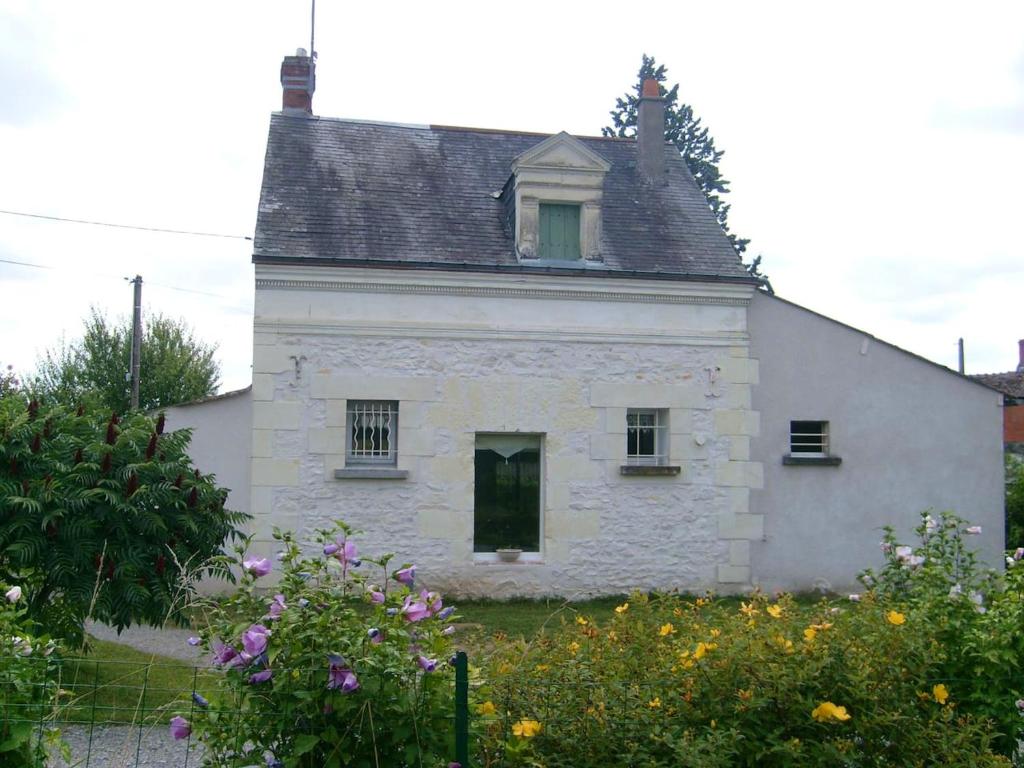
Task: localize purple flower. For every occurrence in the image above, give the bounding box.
[402,595,431,623]
[449,764,463,768]
[386,608,398,616]
[367,627,380,640]
[327,657,360,692]
[242,624,270,657]
[1016,698,1024,712]
[417,655,437,673]
[169,715,190,740]
[191,692,209,708]
[323,543,340,556]
[267,594,286,620]
[187,636,201,646]
[965,526,982,535]
[298,598,310,608]
[442,626,456,636]
[436,606,455,621]
[341,540,358,566]
[394,566,416,586]
[267,757,284,768]
[213,644,239,667]
[1014,547,1024,561]
[369,590,386,604]
[243,557,272,578]
[249,668,273,684]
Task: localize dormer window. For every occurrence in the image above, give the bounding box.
[539,204,581,260]
[509,132,610,264]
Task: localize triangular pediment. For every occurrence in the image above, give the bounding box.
[511,131,611,173]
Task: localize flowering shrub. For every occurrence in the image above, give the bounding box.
[0,584,63,767]
[179,522,459,767]
[478,590,1009,767]
[861,511,1024,757]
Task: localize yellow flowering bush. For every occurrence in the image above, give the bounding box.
[477,591,1007,767]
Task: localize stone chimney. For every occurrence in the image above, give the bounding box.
[637,78,665,182]
[280,48,315,115]
[1017,339,1024,373]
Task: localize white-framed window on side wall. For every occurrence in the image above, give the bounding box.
[473,434,542,559]
[626,409,668,466]
[783,420,842,466]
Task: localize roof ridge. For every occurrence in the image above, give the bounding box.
[270,111,635,142]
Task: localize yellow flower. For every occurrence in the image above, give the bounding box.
[659,623,675,637]
[576,615,588,626]
[737,688,753,702]
[932,683,949,705]
[568,641,580,654]
[886,610,906,626]
[693,641,717,660]
[648,697,661,709]
[535,664,550,672]
[476,701,497,716]
[811,622,833,631]
[811,701,851,722]
[607,630,618,642]
[498,662,513,675]
[767,605,783,618]
[673,607,683,617]
[740,601,759,617]
[615,602,629,614]
[695,597,709,607]
[710,628,721,638]
[803,627,817,643]
[512,719,542,738]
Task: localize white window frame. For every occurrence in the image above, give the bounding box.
[789,420,829,458]
[346,400,398,466]
[626,408,669,466]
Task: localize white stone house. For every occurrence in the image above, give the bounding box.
[166,53,1004,596]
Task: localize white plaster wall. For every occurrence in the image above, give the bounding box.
[748,293,1005,593]
[162,389,252,517]
[250,267,762,598]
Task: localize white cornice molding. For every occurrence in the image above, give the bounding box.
[253,318,748,347]
[254,265,753,307]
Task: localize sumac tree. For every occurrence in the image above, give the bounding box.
[0,397,248,644]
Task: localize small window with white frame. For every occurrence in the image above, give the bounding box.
[789,420,829,457]
[347,401,398,465]
[626,409,668,466]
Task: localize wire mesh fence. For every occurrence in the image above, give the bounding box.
[2,652,473,768]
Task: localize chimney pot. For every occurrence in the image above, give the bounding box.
[1017,339,1024,372]
[280,50,315,115]
[637,79,666,183]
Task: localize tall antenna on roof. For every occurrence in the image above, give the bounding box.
[310,0,316,62]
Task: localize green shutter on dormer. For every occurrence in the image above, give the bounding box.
[539,204,581,260]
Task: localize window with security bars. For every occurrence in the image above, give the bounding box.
[790,420,829,456]
[347,401,398,465]
[626,409,668,466]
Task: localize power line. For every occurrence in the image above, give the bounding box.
[0,256,250,307]
[0,209,253,241]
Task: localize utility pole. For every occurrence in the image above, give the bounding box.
[129,275,143,409]
[957,337,965,374]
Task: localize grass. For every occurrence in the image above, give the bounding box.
[55,639,213,726]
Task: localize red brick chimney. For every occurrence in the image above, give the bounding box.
[280,49,315,115]
[637,78,665,183]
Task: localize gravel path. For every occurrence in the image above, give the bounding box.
[84,622,204,664]
[51,724,205,768]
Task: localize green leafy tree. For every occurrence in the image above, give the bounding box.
[0,397,249,645]
[31,308,220,412]
[604,54,751,257]
[1007,453,1024,549]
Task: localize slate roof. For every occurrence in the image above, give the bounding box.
[972,371,1024,400]
[252,113,753,282]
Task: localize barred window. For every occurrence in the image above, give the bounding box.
[626,409,668,466]
[790,420,829,456]
[346,401,398,465]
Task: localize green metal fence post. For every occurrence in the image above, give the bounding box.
[455,650,469,768]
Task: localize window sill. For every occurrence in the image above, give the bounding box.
[473,552,543,565]
[334,468,409,480]
[620,465,681,477]
[782,455,842,467]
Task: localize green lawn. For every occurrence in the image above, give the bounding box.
[56,639,213,726]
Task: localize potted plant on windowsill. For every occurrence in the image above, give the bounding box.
[496,547,522,562]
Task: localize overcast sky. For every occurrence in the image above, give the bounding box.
[2,1,1022,393]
